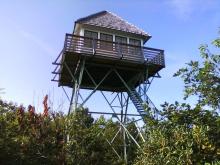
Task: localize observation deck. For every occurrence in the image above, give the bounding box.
[52,34,165,92]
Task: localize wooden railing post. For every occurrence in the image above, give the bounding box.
[64,34,68,51]
[92,38,96,55]
[116,43,123,59]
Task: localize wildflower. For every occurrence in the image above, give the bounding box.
[43,95,50,117]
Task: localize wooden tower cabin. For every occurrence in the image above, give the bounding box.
[52,10,165,162]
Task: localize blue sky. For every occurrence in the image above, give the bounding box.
[0,0,219,113]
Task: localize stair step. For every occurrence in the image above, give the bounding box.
[138,111,146,113]
[128,90,159,121]
[134,101,140,103]
[129,90,151,118]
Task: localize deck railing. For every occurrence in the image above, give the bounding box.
[64,34,165,66]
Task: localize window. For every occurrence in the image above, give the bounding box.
[129,38,142,56]
[100,33,113,51]
[115,36,127,55]
[84,30,98,48]
[115,36,127,44]
[129,38,141,46]
[84,30,98,39]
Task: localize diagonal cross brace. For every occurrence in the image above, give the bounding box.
[113,69,134,94]
[81,67,141,148]
[64,62,76,83]
[79,68,112,107]
[100,91,141,148]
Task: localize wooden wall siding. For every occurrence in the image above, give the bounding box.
[64,34,164,66]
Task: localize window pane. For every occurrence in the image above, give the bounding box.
[129,39,142,57]
[100,33,113,50]
[115,36,127,55]
[129,39,141,46]
[115,36,127,44]
[84,30,98,48]
[100,33,113,41]
[84,30,98,39]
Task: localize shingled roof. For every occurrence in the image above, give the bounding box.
[75,11,150,38]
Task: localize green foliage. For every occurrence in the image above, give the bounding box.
[66,108,112,165]
[135,32,220,164]
[135,104,220,165]
[0,101,66,164]
[66,109,138,165]
[0,101,138,164]
[174,35,220,110]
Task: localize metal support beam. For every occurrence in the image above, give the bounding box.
[82,67,141,149]
[80,68,112,107]
[134,122,145,143]
[100,91,141,149]
[64,62,76,83]
[114,69,133,93]
[73,58,85,110]
[88,111,142,117]
[56,61,163,164]
[52,48,63,64]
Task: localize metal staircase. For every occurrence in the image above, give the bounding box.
[128,89,158,120]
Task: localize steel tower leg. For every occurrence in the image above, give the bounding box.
[61,63,162,164]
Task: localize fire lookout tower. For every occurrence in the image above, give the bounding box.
[52,11,165,163]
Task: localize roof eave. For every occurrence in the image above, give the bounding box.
[143,35,152,44]
[73,22,76,34]
[78,23,150,39]
[73,21,151,44]
[75,10,107,24]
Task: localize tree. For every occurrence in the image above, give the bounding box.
[174,33,220,110]
[66,108,138,165]
[0,99,66,165]
[135,32,220,164]
[0,97,139,165]
[135,103,220,164]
